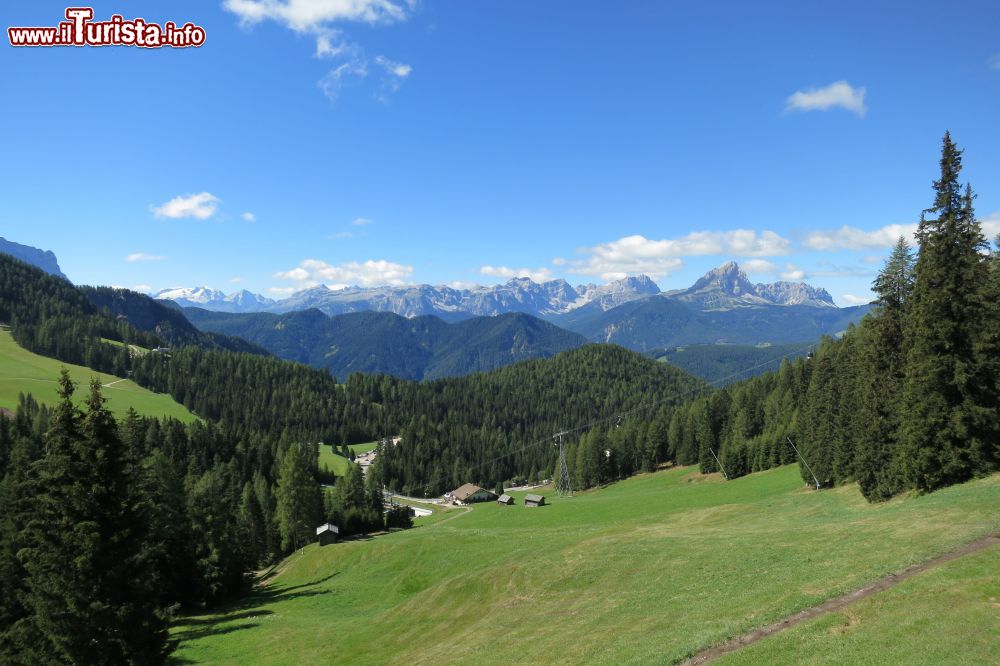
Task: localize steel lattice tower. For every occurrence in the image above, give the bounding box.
[554,431,572,497]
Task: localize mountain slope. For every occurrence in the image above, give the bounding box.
[0,237,68,281]
[0,329,196,422]
[183,308,587,380]
[81,286,267,355]
[558,295,869,351]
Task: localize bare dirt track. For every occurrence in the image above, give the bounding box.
[681,533,1000,665]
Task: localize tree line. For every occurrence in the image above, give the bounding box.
[660,134,999,500]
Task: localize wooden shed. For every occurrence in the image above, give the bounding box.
[497,494,514,505]
[316,523,339,546]
[524,494,546,507]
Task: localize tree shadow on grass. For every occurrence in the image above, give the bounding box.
[171,572,339,657]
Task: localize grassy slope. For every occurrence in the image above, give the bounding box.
[317,442,377,478]
[719,546,999,665]
[173,465,999,664]
[0,330,196,422]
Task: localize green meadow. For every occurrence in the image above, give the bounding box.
[0,330,196,423]
[172,464,1000,664]
[318,441,377,478]
[718,544,999,665]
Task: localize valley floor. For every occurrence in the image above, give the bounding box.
[171,465,1000,665]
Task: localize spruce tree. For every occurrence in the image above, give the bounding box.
[276,444,321,551]
[855,237,914,500]
[18,374,169,664]
[901,133,996,491]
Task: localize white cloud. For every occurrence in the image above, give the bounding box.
[125,253,165,262]
[479,265,553,283]
[781,266,805,281]
[241,211,256,222]
[802,223,918,251]
[741,259,779,275]
[841,294,873,306]
[373,55,412,99]
[352,217,373,226]
[568,229,790,280]
[131,284,153,293]
[224,0,413,101]
[374,55,412,78]
[151,192,221,220]
[265,286,297,298]
[446,280,480,290]
[785,80,867,117]
[318,60,368,101]
[989,54,1000,70]
[229,277,243,284]
[274,258,413,288]
[981,211,1000,239]
[224,0,410,32]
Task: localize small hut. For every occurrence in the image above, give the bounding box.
[316,523,339,546]
[497,494,514,505]
[524,494,546,507]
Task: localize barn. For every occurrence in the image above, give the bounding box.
[449,483,498,505]
[524,494,546,507]
[316,523,339,546]
[497,494,514,505]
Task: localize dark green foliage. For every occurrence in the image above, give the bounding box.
[276,444,322,551]
[554,296,870,352]
[183,308,586,381]
[900,133,998,492]
[665,135,997,501]
[369,345,709,496]
[855,238,914,501]
[648,342,813,385]
[81,286,266,355]
[15,374,169,664]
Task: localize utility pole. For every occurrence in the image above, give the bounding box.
[709,448,729,480]
[788,437,821,490]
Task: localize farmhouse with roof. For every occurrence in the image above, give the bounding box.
[447,483,497,505]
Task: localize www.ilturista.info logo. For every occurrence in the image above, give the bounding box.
[8,7,205,48]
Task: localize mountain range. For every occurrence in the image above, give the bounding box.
[183,308,585,381]
[153,286,276,312]
[155,263,839,319]
[3,238,873,382]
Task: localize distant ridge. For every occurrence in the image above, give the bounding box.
[0,237,68,281]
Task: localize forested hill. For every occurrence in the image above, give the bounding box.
[81,286,266,355]
[352,344,710,496]
[553,296,869,351]
[183,307,587,380]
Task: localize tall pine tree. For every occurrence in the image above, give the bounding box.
[901,133,997,492]
[18,374,169,664]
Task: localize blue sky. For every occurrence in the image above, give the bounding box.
[2,0,999,306]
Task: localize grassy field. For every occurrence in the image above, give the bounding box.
[0,330,196,422]
[318,441,377,478]
[719,544,999,664]
[172,464,999,664]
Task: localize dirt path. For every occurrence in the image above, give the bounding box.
[681,533,1000,665]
